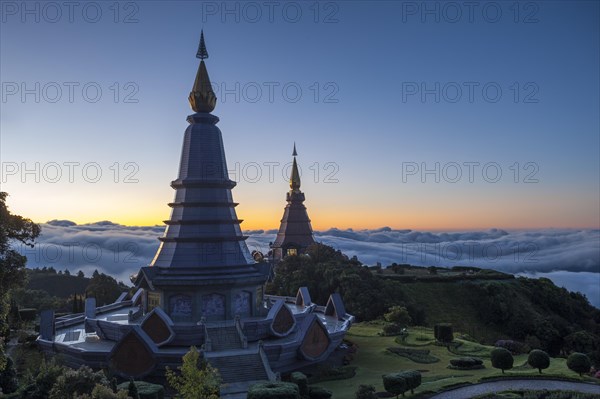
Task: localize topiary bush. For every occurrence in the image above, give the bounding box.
[355,384,377,399]
[491,348,514,374]
[448,357,484,370]
[117,381,164,399]
[403,370,421,394]
[308,386,332,399]
[383,373,408,398]
[382,323,404,336]
[306,365,356,384]
[290,372,308,398]
[248,381,300,399]
[527,349,550,373]
[127,379,139,399]
[386,347,440,364]
[567,352,592,376]
[382,370,421,397]
[434,323,453,343]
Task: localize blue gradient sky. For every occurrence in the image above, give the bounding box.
[1,1,599,230]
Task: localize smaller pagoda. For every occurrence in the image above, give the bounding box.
[271,144,315,261]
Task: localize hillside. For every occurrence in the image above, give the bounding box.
[9,268,130,313]
[26,269,90,298]
[269,244,600,361]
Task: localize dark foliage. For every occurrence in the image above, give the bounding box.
[491,348,514,373]
[0,356,18,394]
[434,323,454,343]
[494,340,530,355]
[308,386,332,399]
[85,272,128,306]
[355,384,377,399]
[566,352,592,376]
[268,244,424,322]
[290,372,308,398]
[247,381,300,399]
[383,370,421,397]
[449,357,484,370]
[468,278,600,356]
[527,349,550,373]
[128,378,140,399]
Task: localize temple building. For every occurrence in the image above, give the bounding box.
[37,31,353,397]
[271,144,316,261]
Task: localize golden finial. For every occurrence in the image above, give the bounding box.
[290,144,301,191]
[189,30,217,113]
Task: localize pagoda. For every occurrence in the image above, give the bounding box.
[271,144,316,261]
[134,30,270,322]
[37,32,353,395]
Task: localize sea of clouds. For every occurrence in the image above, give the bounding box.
[16,221,600,307]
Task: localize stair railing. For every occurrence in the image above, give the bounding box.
[234,314,248,349]
[258,341,278,381]
[198,317,212,352]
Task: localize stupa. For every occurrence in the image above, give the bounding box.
[37,31,354,397]
[271,144,316,261]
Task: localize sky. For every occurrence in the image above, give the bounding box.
[1,1,599,231]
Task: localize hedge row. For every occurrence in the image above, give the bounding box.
[448,357,485,370]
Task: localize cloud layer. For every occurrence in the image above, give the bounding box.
[17,221,600,306]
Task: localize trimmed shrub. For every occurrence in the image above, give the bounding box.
[448,357,484,370]
[387,347,440,364]
[248,381,300,399]
[434,323,453,343]
[355,384,377,399]
[495,339,530,355]
[383,373,408,398]
[491,348,514,374]
[306,366,356,384]
[127,379,140,399]
[290,372,308,398]
[117,381,164,399]
[383,370,421,397]
[308,386,332,399]
[528,349,550,373]
[403,370,422,394]
[382,323,404,336]
[567,352,592,376]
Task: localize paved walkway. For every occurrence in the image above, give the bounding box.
[429,379,600,399]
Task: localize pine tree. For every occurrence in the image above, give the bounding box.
[127,379,140,399]
[72,294,78,314]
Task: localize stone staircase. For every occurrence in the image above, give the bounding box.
[203,322,276,397]
[207,352,269,383]
[206,325,242,351]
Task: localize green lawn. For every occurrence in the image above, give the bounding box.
[316,322,597,398]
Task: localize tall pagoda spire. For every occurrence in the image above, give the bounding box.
[271,143,315,261]
[189,30,217,113]
[136,30,270,322]
[290,143,301,192]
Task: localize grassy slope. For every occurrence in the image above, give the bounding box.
[317,322,595,398]
[398,280,512,342]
